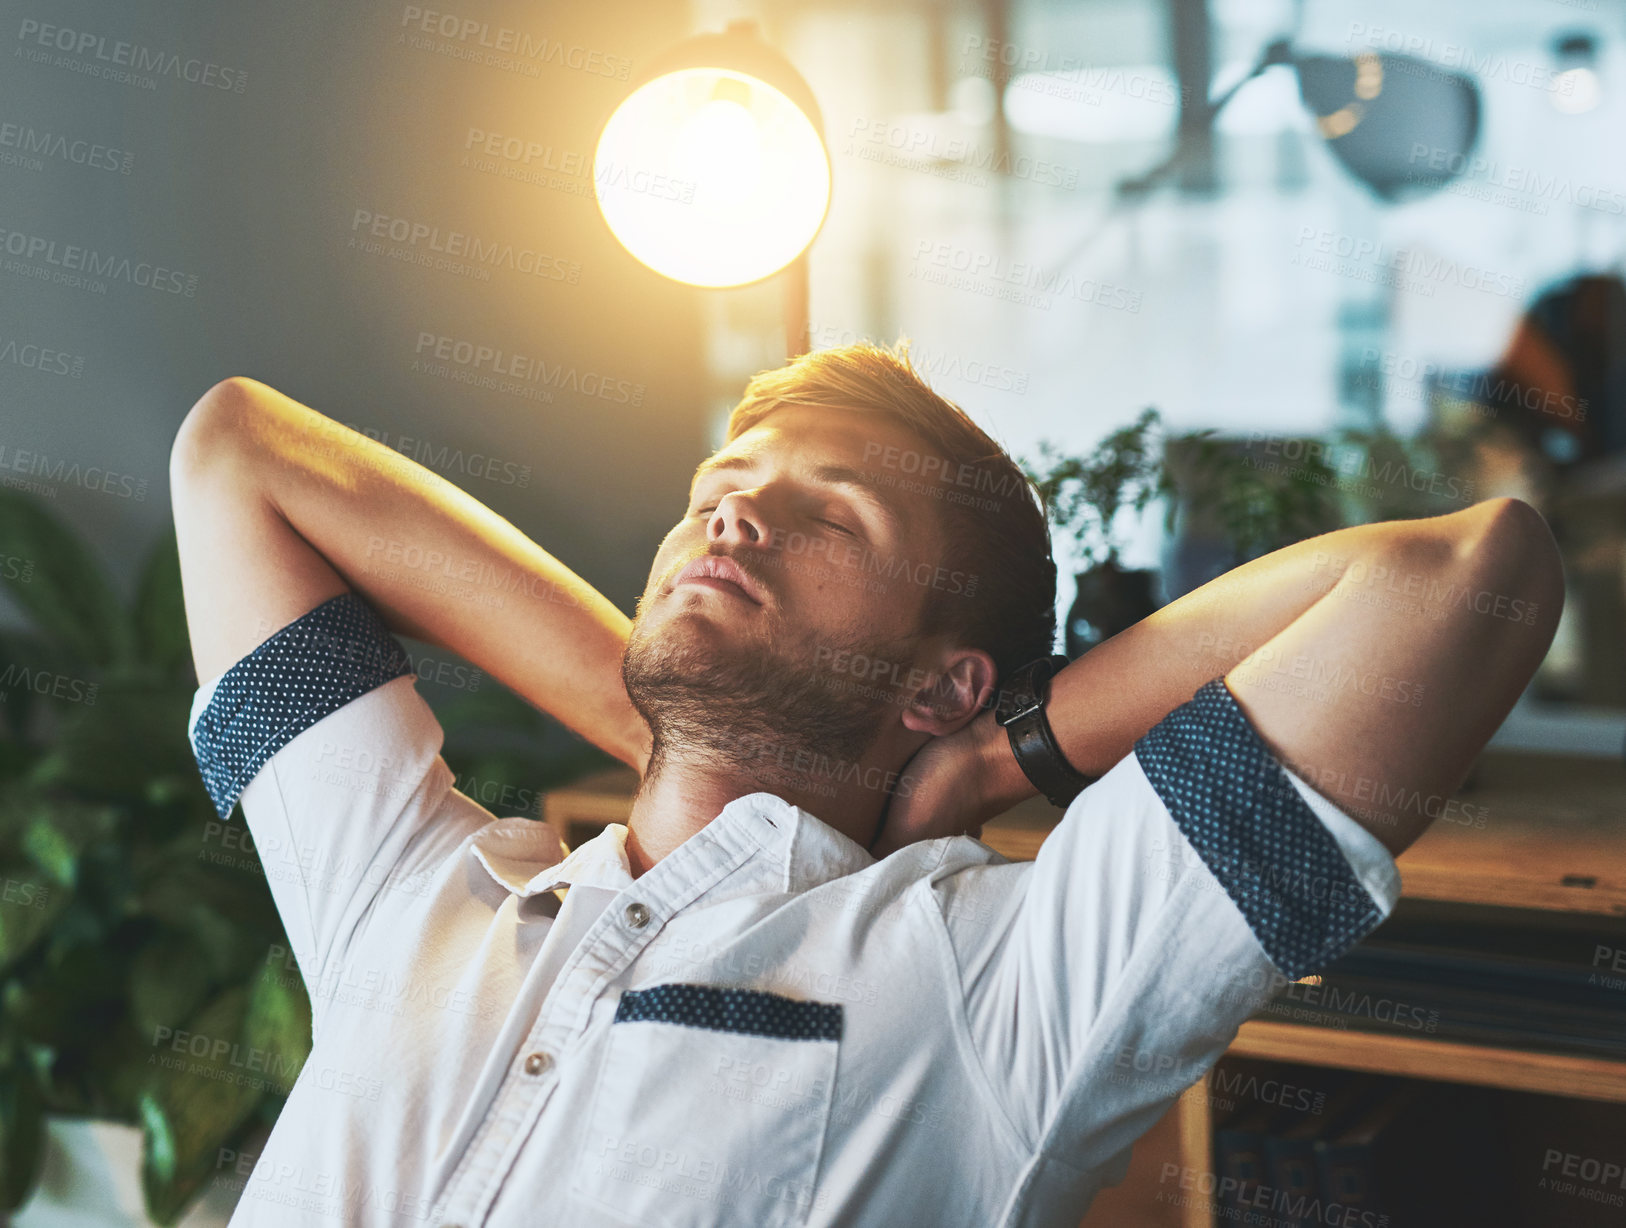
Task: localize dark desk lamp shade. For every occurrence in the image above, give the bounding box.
[1294,53,1481,201]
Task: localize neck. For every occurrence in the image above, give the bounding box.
[622,734,915,877]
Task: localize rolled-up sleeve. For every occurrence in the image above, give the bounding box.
[186,592,482,1011]
[929,676,1401,1173]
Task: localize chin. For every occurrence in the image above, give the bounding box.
[624,597,897,771]
[639,600,740,649]
[627,602,752,680]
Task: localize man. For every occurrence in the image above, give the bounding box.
[170,342,1561,1228]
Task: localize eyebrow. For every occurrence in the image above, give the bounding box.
[689,452,904,537]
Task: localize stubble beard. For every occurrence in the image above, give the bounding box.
[622,603,909,797]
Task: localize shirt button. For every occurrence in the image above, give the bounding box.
[523,1051,552,1076]
[623,901,651,929]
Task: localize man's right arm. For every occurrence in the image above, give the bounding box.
[914,500,1560,1172]
[879,498,1560,856]
[169,376,650,772]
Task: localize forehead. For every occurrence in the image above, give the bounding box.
[700,404,930,476]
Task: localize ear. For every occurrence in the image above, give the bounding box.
[900,646,997,736]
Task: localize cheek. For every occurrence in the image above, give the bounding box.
[791,564,871,623]
[649,526,695,580]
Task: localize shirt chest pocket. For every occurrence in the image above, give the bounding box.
[572,984,842,1228]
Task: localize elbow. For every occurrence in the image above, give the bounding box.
[1456,496,1566,632]
[169,376,263,491]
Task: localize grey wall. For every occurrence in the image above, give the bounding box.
[1,0,710,628]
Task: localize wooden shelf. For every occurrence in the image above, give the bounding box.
[1230,1020,1626,1104]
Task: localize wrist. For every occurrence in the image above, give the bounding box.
[971,707,1038,816]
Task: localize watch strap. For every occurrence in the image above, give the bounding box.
[996,654,1095,810]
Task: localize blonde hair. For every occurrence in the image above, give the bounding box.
[726,340,1056,680]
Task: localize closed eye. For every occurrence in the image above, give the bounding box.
[687,489,865,539]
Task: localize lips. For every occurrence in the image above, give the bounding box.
[672,553,766,606]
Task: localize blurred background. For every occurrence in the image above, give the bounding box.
[2,0,1625,1223]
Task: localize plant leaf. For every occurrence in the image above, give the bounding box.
[12,794,119,889]
[0,1061,45,1210]
[242,956,311,1097]
[0,490,132,668]
[1023,409,1164,567]
[134,859,282,985]
[130,934,215,1042]
[0,864,64,970]
[133,527,191,679]
[29,681,196,800]
[432,683,545,738]
[138,1087,177,1186]
[139,987,263,1224]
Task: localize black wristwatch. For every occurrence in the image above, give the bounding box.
[994,654,1095,810]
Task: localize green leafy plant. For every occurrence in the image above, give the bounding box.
[0,488,285,1222]
[0,491,613,1221]
[1331,424,1483,524]
[1024,408,1350,568]
[1022,407,1166,568]
[1161,429,1344,561]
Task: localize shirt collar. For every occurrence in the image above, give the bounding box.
[468,818,633,899]
[466,792,876,900]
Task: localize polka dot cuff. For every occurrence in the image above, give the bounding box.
[1133,677,1386,981]
[615,983,843,1042]
[189,592,415,820]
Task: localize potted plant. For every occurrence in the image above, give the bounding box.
[1025,410,1348,654]
[0,491,615,1224]
[1158,426,1344,598]
[0,488,291,1225]
[1023,408,1167,657]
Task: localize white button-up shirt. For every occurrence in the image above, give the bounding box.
[187,593,1400,1228]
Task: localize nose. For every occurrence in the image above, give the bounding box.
[707,488,770,548]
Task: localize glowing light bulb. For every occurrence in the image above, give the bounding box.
[594,68,830,287]
[674,98,764,210]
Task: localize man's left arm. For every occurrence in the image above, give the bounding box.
[883,496,1563,856]
[909,496,1563,1183]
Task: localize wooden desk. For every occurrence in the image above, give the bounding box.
[1373,752,1626,916]
[541,751,1626,916]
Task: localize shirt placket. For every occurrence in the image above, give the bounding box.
[430,816,768,1228]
